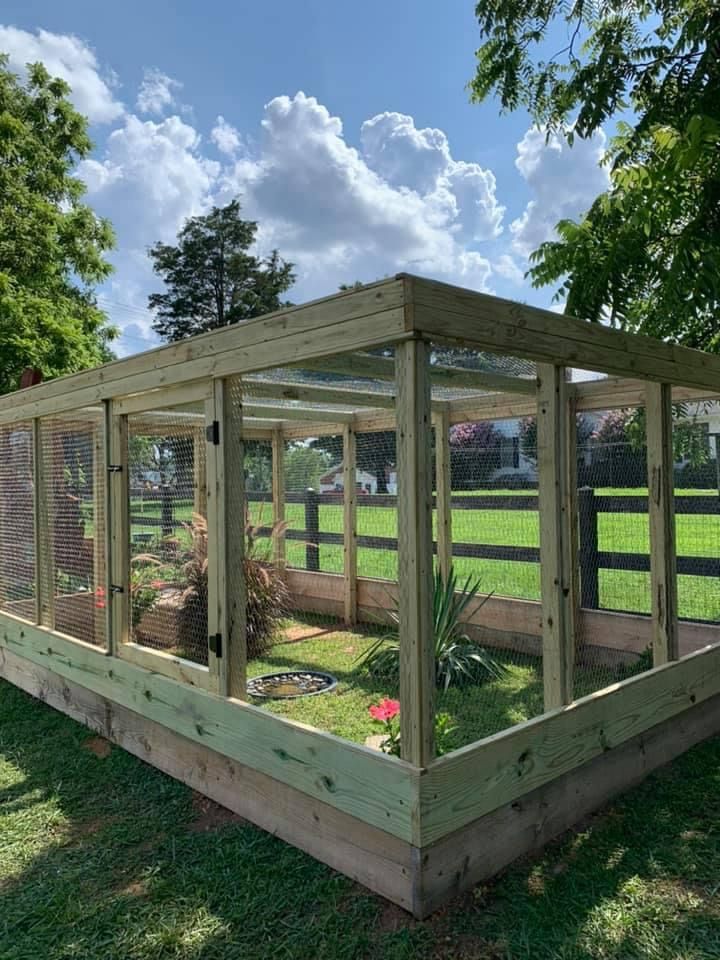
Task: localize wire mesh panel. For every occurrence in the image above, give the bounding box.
[575,404,653,698]
[37,411,106,647]
[672,399,720,626]
[356,429,397,581]
[127,405,208,664]
[0,422,35,620]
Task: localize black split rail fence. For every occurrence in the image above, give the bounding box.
[131,488,720,613]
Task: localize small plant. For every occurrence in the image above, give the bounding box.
[357,567,508,690]
[130,555,164,631]
[368,699,457,757]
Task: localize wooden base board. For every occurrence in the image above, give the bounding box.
[0,645,415,912]
[3,644,720,919]
[415,691,720,917]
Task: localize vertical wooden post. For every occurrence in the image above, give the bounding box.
[396,338,435,766]
[101,401,113,653]
[33,419,54,628]
[433,407,452,584]
[193,430,208,519]
[271,429,285,567]
[207,378,246,698]
[343,422,358,625]
[92,415,106,648]
[646,382,678,665]
[109,409,130,651]
[537,364,575,710]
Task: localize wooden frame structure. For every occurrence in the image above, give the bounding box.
[2,274,720,917]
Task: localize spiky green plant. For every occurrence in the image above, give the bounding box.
[357,567,507,690]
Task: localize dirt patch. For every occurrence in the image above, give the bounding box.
[83,736,112,759]
[375,901,418,934]
[279,624,338,644]
[117,880,149,899]
[187,793,246,833]
[428,934,505,960]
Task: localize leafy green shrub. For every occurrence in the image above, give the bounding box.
[357,567,507,690]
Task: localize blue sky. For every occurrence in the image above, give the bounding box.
[1,3,609,355]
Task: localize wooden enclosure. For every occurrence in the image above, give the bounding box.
[2,274,720,917]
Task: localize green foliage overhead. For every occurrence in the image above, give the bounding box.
[148,199,296,341]
[470,1,720,349]
[0,56,116,393]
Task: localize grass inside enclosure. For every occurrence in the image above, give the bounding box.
[3,679,720,960]
[246,622,642,748]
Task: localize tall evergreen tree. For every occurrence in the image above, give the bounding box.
[148,200,295,341]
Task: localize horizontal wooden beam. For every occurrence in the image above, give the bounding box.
[418,640,720,844]
[0,645,417,912]
[299,352,536,395]
[411,276,720,392]
[244,403,357,423]
[245,378,397,410]
[0,612,418,840]
[0,279,409,425]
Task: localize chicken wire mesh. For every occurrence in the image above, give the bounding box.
[127,404,208,664]
[36,411,107,647]
[0,422,35,619]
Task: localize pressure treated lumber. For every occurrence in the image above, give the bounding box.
[109,410,130,650]
[536,364,574,709]
[0,613,417,840]
[342,424,358,625]
[300,352,536,395]
[395,339,435,765]
[271,429,286,566]
[418,639,720,844]
[411,276,720,391]
[246,378,397,410]
[416,690,720,916]
[433,408,452,583]
[0,645,416,912]
[646,382,679,665]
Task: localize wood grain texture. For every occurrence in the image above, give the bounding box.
[342,424,358,625]
[537,364,574,708]
[109,410,130,649]
[419,640,720,844]
[271,429,286,567]
[0,612,417,840]
[0,279,408,425]
[411,276,720,391]
[0,645,416,912]
[646,382,679,665]
[416,690,720,917]
[395,339,435,766]
[433,408,452,584]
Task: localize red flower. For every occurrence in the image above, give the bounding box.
[150,580,164,590]
[369,698,400,722]
[94,587,106,609]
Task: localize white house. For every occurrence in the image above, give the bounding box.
[319,464,379,494]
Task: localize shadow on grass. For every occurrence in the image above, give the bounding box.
[3,680,720,960]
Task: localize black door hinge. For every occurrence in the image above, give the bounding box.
[110,584,124,595]
[107,464,123,473]
[206,421,220,445]
[209,633,222,657]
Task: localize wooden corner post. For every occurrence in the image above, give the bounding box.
[433,407,452,585]
[646,382,678,665]
[396,338,435,765]
[206,378,246,698]
[109,406,129,652]
[342,422,358,625]
[537,364,576,710]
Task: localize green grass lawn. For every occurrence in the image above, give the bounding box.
[127,488,720,621]
[3,679,720,959]
[248,626,641,748]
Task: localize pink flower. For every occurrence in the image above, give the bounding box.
[369,699,400,722]
[94,587,106,609]
[150,580,164,590]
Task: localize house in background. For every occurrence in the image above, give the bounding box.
[319,464,379,494]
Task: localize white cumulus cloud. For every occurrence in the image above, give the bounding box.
[0,25,123,122]
[510,126,609,258]
[136,67,182,115]
[211,115,241,155]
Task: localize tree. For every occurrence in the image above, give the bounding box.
[148,200,295,341]
[470,1,720,349]
[449,421,502,488]
[0,57,116,393]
